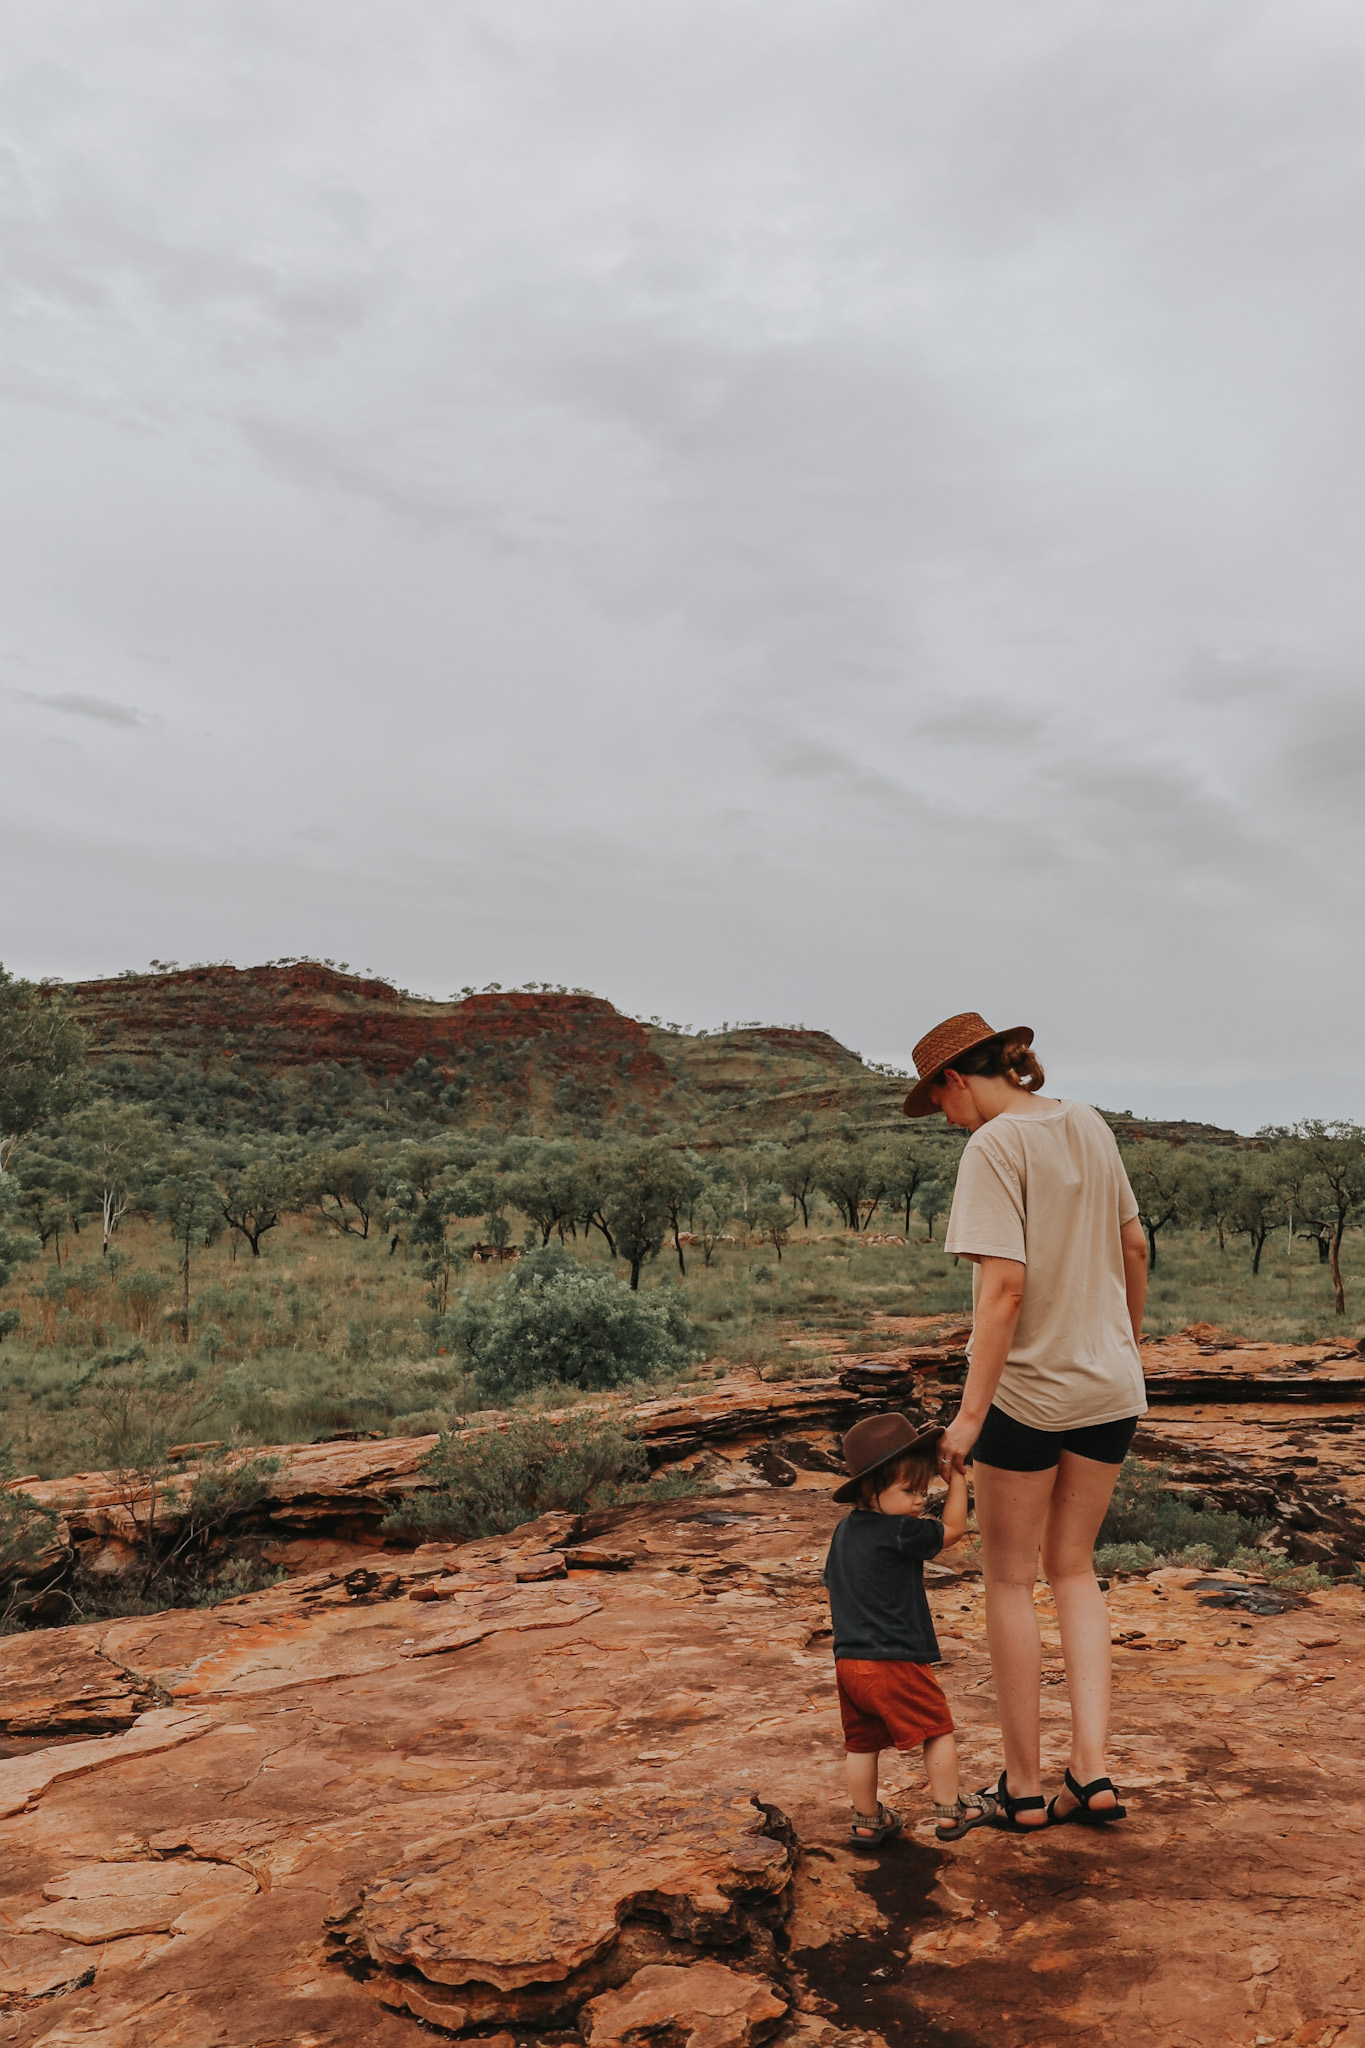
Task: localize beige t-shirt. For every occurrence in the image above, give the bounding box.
[944,1100,1145,1431]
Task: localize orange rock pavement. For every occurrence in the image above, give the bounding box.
[2,1490,1362,2048]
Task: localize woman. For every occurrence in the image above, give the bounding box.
[903,1012,1148,1829]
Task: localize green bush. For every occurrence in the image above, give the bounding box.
[390,1410,679,1540]
[438,1246,698,1401]
[1098,1461,1266,1566]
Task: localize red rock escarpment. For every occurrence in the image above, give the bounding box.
[58,964,671,1096]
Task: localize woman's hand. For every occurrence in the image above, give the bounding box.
[937,1413,979,1477]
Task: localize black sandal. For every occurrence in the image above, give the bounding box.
[1047,1769,1127,1827]
[848,1802,902,1851]
[981,1769,1047,1833]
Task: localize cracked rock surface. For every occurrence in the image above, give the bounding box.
[2,1477,1363,2047]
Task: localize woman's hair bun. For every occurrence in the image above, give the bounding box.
[953,1032,1046,1094]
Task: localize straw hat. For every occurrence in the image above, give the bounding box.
[901,1011,1034,1119]
[831,1412,945,1505]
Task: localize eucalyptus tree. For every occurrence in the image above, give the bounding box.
[0,969,87,1177]
[215,1146,298,1258]
[599,1143,674,1290]
[1120,1143,1208,1272]
[154,1156,224,1340]
[63,1103,167,1254]
[1272,1122,1365,1315]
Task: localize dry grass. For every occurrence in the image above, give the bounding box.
[1,1206,1358,1479]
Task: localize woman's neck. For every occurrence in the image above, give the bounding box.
[962,1076,1058,1130]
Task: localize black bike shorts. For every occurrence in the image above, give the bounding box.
[971,1404,1140,1473]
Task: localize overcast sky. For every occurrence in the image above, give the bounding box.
[3,1,1363,1130]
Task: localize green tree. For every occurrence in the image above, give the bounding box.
[13,1151,84,1265]
[777,1145,821,1230]
[661,1151,704,1276]
[0,1174,39,1342]
[885,1143,938,1237]
[599,1143,674,1289]
[1122,1143,1207,1271]
[154,1158,224,1340]
[503,1142,584,1248]
[304,1144,376,1238]
[63,1103,166,1254]
[693,1170,735,1267]
[916,1178,951,1243]
[815,1141,891,1233]
[215,1146,297,1258]
[1273,1123,1365,1316]
[750,1181,791,1261]
[0,968,87,1177]
[1226,1158,1285,1275]
[411,1187,464,1316]
[1198,1151,1246,1254]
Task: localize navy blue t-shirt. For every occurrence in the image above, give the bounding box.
[822,1509,945,1664]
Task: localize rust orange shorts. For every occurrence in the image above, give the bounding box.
[836,1658,955,1753]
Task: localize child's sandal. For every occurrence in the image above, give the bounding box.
[934,1791,997,1841]
[848,1803,902,1851]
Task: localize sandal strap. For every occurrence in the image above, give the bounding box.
[995,1770,1046,1815]
[1065,1770,1116,1804]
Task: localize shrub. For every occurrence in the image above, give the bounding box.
[390,1410,670,1540]
[1098,1460,1266,1566]
[438,1245,698,1402]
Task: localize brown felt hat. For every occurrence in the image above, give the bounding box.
[901,1011,1034,1119]
[832,1412,945,1505]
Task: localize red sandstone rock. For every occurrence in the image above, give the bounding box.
[357,1789,791,1992]
[1,1491,1363,2047]
[513,1552,569,1581]
[580,1960,788,2048]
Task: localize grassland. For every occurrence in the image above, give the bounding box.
[2,1202,1359,1482]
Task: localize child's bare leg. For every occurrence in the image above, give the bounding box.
[845,1748,881,1823]
[922,1732,959,1808]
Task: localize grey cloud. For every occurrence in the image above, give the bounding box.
[1,1,1363,1112]
[17,690,150,728]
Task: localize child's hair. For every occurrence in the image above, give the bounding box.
[856,1443,940,1508]
[946,1031,1045,1095]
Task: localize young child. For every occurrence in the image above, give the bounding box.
[823,1412,995,1848]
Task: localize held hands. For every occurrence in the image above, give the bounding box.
[937,1413,978,1478]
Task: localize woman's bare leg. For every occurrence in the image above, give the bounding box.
[972,1461,1056,1823]
[1041,1450,1125,1815]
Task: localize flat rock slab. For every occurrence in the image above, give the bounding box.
[581,1960,788,2048]
[359,1787,791,1992]
[21,1860,256,1943]
[0,1630,151,1739]
[0,1710,216,1819]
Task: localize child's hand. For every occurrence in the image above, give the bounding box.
[939,1468,969,1548]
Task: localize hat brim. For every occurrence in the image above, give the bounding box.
[901,1024,1034,1119]
[832,1425,945,1503]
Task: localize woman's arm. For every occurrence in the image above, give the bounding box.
[936,1468,969,1547]
[1121,1216,1148,1346]
[938,1256,1025,1474]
